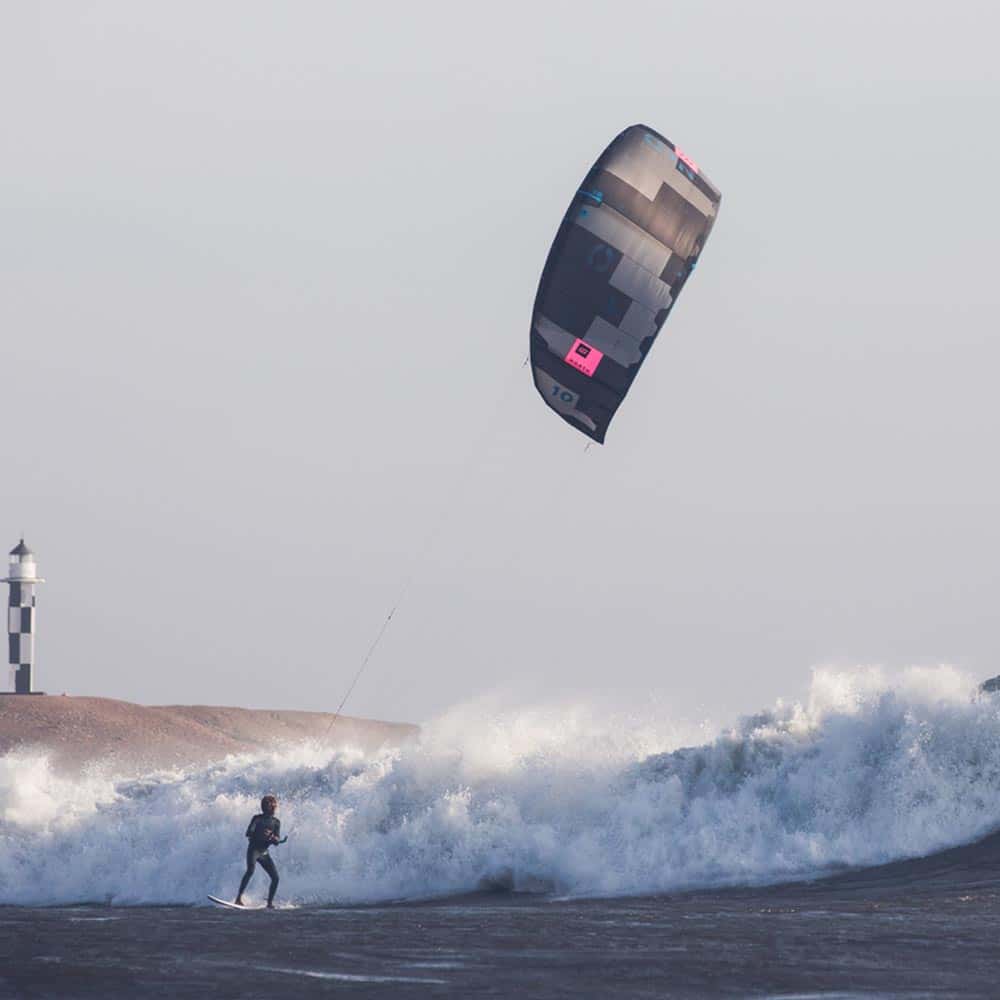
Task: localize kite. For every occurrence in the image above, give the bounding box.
[530,125,722,443]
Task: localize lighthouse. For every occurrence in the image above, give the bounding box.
[2,539,45,694]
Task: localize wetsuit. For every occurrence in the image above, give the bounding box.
[238,813,281,904]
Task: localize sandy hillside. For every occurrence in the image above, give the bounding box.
[0,694,417,774]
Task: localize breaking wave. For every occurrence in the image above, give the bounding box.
[4,666,1000,906]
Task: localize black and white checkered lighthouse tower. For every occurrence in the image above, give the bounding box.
[3,539,45,694]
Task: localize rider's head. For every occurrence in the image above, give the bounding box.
[261,794,278,815]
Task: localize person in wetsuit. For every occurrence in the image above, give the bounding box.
[235,794,284,907]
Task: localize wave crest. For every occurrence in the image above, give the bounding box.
[4,666,1000,905]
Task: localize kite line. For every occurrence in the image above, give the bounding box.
[322,355,529,743]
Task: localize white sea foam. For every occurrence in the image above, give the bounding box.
[3,666,1000,906]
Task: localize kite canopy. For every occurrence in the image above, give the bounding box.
[530,124,722,443]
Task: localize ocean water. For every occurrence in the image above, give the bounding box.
[4,666,1000,997]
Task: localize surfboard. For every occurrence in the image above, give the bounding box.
[207,895,266,910]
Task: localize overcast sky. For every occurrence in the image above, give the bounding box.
[2,1,998,724]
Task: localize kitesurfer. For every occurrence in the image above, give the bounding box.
[234,794,285,908]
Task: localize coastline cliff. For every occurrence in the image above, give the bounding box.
[0,694,417,774]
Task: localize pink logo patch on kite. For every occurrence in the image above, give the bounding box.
[565,338,603,377]
[675,146,700,174]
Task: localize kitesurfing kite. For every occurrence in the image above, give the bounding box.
[530,124,722,443]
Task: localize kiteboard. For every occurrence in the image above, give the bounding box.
[207,895,267,910]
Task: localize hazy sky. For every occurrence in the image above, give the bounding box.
[2,2,999,724]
